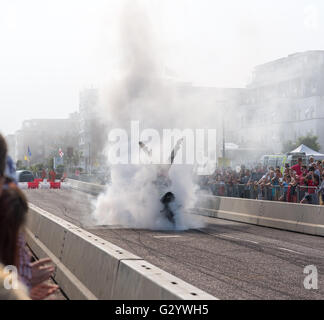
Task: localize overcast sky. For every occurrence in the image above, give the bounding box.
[0,0,323,135]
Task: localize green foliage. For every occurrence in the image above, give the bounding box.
[16,160,27,170]
[297,134,321,152]
[282,134,321,153]
[282,140,297,154]
[29,163,44,176]
[47,157,54,170]
[56,164,65,173]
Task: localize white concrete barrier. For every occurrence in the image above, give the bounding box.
[60,182,71,190]
[39,182,50,190]
[195,195,324,237]
[18,182,28,190]
[25,203,216,300]
[66,178,105,195]
[66,178,324,237]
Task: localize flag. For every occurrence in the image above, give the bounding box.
[24,155,28,161]
[59,148,64,158]
[28,146,32,157]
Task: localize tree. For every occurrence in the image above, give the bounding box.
[16,160,27,170]
[29,163,44,178]
[297,134,321,152]
[71,150,82,167]
[282,134,321,153]
[47,157,54,170]
[282,140,297,154]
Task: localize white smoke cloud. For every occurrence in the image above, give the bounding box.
[92,0,204,230]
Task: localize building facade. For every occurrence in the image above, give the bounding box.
[227,51,324,156]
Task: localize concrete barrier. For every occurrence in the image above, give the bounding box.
[195,195,324,237]
[66,178,105,196]
[25,203,216,300]
[66,178,324,237]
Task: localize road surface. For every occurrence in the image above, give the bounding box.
[26,189,324,300]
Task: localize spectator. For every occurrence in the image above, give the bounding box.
[318,173,324,206]
[287,175,298,203]
[291,158,303,176]
[271,168,282,201]
[300,167,319,204]
[243,169,251,198]
[0,135,7,177]
[194,160,323,206]
[0,134,58,300]
[41,169,47,180]
[238,169,246,198]
[0,179,28,268]
[49,169,56,182]
[265,170,275,201]
[5,156,17,183]
[279,175,291,202]
[298,169,308,201]
[309,157,315,166]
[315,161,322,177]
[248,169,259,199]
[0,179,59,300]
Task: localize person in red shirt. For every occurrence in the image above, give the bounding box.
[291,157,303,176]
[49,169,56,182]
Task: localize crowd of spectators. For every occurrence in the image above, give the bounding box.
[197,157,324,206]
[0,134,59,300]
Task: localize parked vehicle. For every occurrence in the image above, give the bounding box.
[261,152,307,170]
[261,155,287,169]
[16,170,35,182]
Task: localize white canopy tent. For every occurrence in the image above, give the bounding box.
[290,144,324,161]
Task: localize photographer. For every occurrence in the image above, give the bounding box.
[300,167,319,205]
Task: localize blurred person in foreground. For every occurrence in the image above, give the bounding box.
[0,134,58,299]
[5,155,17,183]
[0,182,30,300]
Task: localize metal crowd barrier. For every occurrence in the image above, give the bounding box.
[205,183,321,205]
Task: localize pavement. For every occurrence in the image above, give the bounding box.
[26,189,324,300]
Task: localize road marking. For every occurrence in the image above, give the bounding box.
[153,235,182,239]
[278,247,303,255]
[217,234,259,244]
[198,229,259,245]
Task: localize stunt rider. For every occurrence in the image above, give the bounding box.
[139,138,184,224]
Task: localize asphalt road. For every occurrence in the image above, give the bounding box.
[26,189,324,300]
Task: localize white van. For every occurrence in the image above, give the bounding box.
[261,153,307,169]
[260,155,287,169]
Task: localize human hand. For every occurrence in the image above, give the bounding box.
[29,258,55,287]
[30,282,59,300]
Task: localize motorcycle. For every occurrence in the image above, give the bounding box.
[139,138,184,224]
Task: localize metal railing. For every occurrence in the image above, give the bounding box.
[204,183,322,205]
